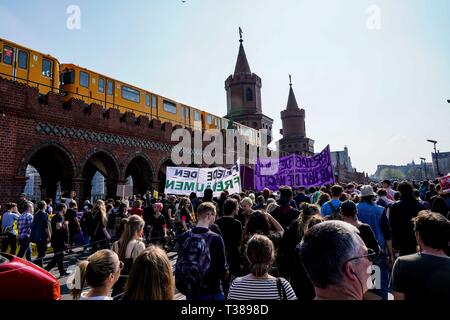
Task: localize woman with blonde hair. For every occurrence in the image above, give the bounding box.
[72,249,122,300]
[111,215,146,298]
[122,246,175,300]
[228,234,296,300]
[91,199,110,252]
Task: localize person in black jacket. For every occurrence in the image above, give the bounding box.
[389,182,426,256]
[30,201,50,267]
[45,204,70,277]
[271,186,300,230]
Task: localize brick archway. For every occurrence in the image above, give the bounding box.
[17,141,77,200]
[156,156,175,194]
[123,152,155,195]
[80,148,121,200]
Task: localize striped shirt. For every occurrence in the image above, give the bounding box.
[18,212,33,239]
[228,275,297,300]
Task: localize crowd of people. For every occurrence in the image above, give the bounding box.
[1,178,449,301]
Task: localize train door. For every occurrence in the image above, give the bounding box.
[97,77,106,108]
[0,43,15,80]
[14,48,29,85]
[106,79,114,109]
[39,56,55,93]
[77,69,91,102]
[182,106,190,127]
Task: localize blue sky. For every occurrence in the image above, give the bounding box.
[1,0,449,175]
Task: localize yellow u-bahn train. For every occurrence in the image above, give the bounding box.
[0,37,259,145]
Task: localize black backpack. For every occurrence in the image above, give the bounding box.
[175,231,213,296]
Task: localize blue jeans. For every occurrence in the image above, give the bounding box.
[17,237,32,261]
[186,293,225,301]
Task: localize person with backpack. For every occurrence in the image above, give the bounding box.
[1,202,20,254]
[175,202,229,301]
[320,185,343,218]
[30,201,51,267]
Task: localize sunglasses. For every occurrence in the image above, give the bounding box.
[346,248,378,263]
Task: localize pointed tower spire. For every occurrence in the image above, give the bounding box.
[234,27,251,74]
[286,75,299,110]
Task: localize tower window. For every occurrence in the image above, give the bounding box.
[246,88,253,101]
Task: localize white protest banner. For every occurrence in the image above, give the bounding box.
[164,162,241,197]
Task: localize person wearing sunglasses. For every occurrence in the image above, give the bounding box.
[71,249,123,300]
[299,220,376,300]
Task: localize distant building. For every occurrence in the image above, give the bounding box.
[24,165,41,202]
[432,151,450,177]
[331,146,353,173]
[91,172,106,201]
[331,146,368,184]
[372,160,434,181]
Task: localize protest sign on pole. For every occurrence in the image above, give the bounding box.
[439,174,450,194]
[164,162,241,197]
[254,145,335,191]
[116,184,133,199]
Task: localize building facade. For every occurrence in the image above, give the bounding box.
[432,151,450,177]
[372,161,434,181]
[224,34,273,143]
[278,79,314,156]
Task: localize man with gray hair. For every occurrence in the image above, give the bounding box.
[299,220,376,300]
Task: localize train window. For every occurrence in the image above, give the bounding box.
[107,80,113,96]
[3,46,13,65]
[79,71,89,87]
[182,106,189,118]
[122,86,140,103]
[61,70,75,84]
[194,111,200,121]
[98,78,105,93]
[18,50,28,69]
[146,94,151,107]
[42,59,53,78]
[163,100,177,114]
[217,118,222,128]
[151,95,157,108]
[207,114,212,125]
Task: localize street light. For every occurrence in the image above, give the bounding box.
[426,139,441,177]
[420,157,427,180]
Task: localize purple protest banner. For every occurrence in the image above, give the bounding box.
[254,145,335,191]
[240,165,255,191]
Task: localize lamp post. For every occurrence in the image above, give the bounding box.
[419,157,427,180]
[427,139,441,177]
